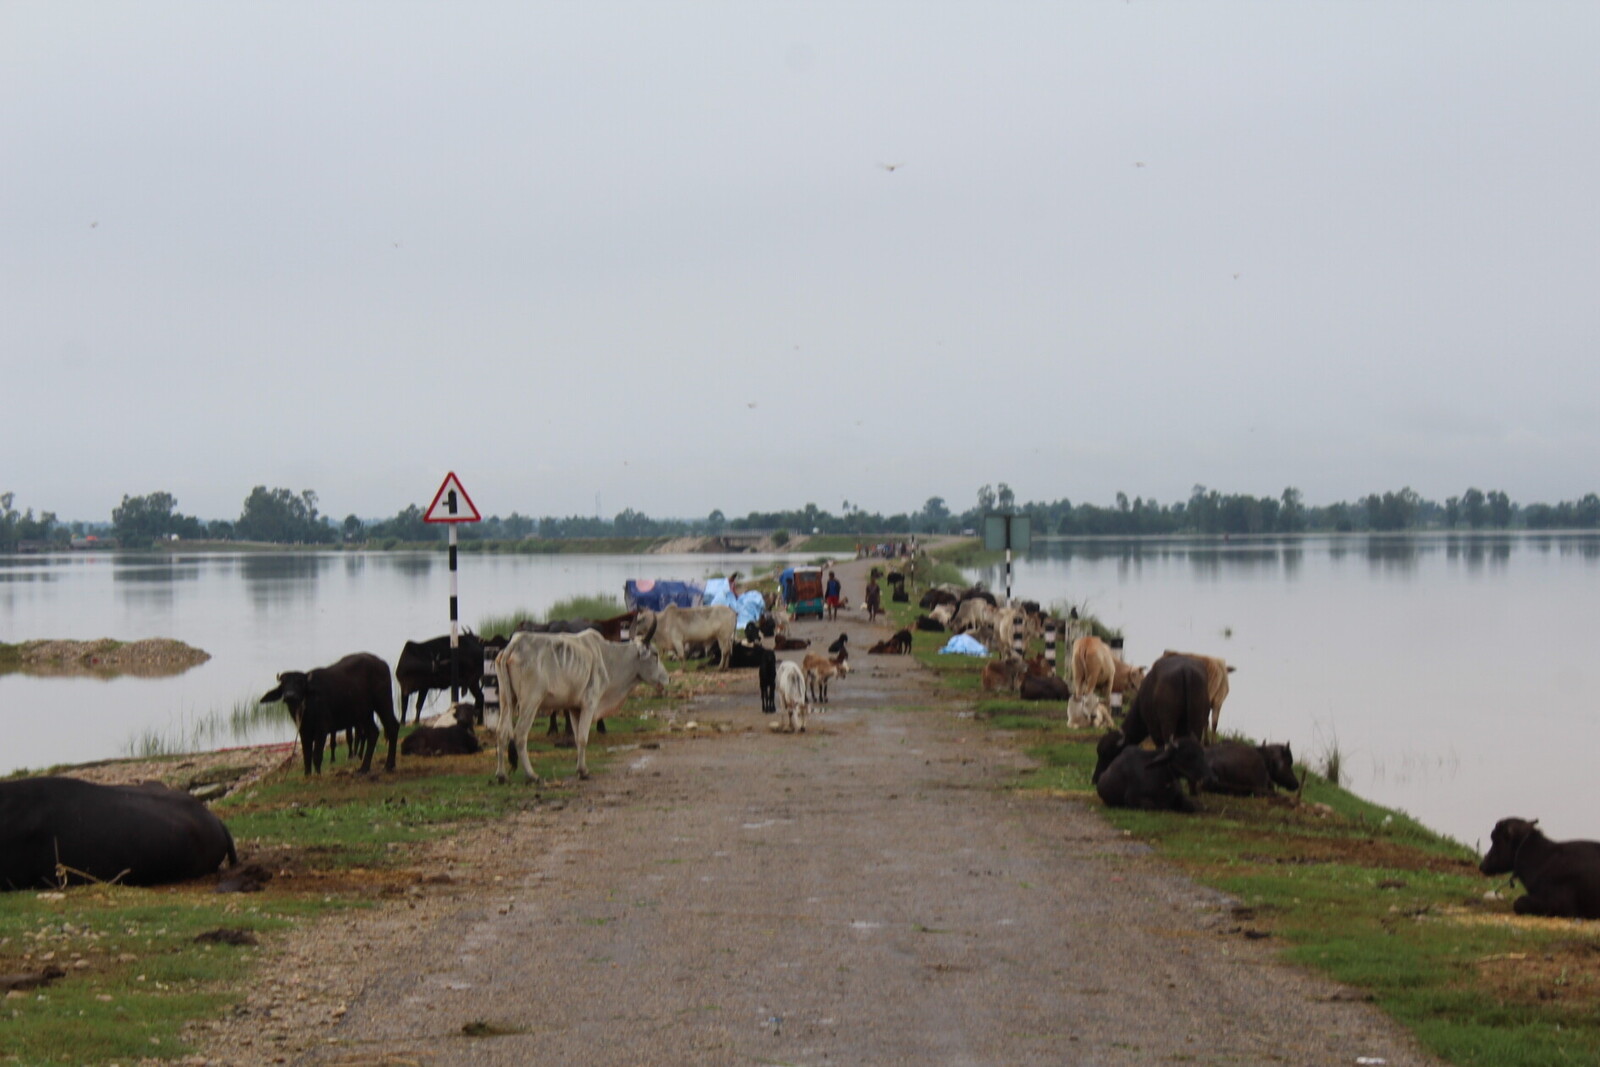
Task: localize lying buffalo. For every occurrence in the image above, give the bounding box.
[1095,737,1214,813]
[0,777,237,890]
[1204,740,1300,797]
[1479,817,1600,919]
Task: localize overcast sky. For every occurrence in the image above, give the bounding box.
[5,2,1597,524]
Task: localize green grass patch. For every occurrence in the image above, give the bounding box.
[0,888,301,1064]
[912,654,1600,1066]
[0,694,673,1064]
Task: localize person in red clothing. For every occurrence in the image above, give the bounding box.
[824,570,842,620]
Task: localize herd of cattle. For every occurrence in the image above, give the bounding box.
[2,580,1597,921]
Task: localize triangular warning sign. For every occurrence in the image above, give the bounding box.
[424,472,482,523]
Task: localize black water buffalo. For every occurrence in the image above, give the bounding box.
[1123,654,1212,746]
[262,652,399,775]
[0,777,237,890]
[400,715,482,757]
[1095,736,1214,813]
[1204,740,1300,797]
[919,588,960,610]
[1479,818,1600,919]
[1020,673,1074,702]
[1092,729,1127,785]
[395,632,486,725]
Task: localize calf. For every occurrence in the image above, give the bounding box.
[401,716,482,757]
[802,652,849,703]
[262,652,399,775]
[981,656,1026,693]
[1204,740,1300,797]
[774,635,810,651]
[914,615,946,633]
[774,660,809,732]
[1479,818,1600,919]
[1095,736,1214,813]
[0,777,237,890]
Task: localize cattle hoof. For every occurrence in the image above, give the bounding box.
[495,773,507,785]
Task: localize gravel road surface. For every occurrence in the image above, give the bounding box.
[202,558,1443,1067]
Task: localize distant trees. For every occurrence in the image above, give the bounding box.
[21,478,1600,553]
[0,492,65,551]
[234,487,337,544]
[111,491,205,547]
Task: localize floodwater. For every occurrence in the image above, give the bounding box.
[0,550,803,776]
[966,533,1600,848]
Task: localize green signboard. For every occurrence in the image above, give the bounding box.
[983,514,1031,552]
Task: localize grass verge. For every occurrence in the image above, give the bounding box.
[887,574,1600,1067]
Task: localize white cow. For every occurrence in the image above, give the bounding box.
[634,605,738,669]
[775,660,809,733]
[495,630,669,783]
[950,597,995,635]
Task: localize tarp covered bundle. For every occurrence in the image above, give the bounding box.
[703,578,768,629]
[938,633,988,656]
[624,579,704,612]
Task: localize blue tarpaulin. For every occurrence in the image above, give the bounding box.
[702,578,767,629]
[938,634,989,656]
[624,579,704,612]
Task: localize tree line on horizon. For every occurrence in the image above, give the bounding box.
[4,482,1600,552]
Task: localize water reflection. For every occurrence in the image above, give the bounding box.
[1030,532,1594,578]
[381,553,437,580]
[1363,536,1420,575]
[243,552,335,608]
[112,554,203,583]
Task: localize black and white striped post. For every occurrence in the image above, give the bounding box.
[423,472,482,708]
[1045,617,1060,672]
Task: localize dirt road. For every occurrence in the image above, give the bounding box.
[203,558,1441,1066]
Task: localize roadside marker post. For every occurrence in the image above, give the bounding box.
[424,472,482,706]
[983,513,1031,603]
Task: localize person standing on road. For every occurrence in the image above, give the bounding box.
[825,570,842,620]
[865,573,882,622]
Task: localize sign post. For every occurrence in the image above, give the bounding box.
[424,472,482,706]
[982,513,1031,602]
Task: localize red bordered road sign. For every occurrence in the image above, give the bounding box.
[424,472,481,523]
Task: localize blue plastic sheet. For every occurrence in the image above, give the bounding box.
[624,579,704,612]
[938,633,988,656]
